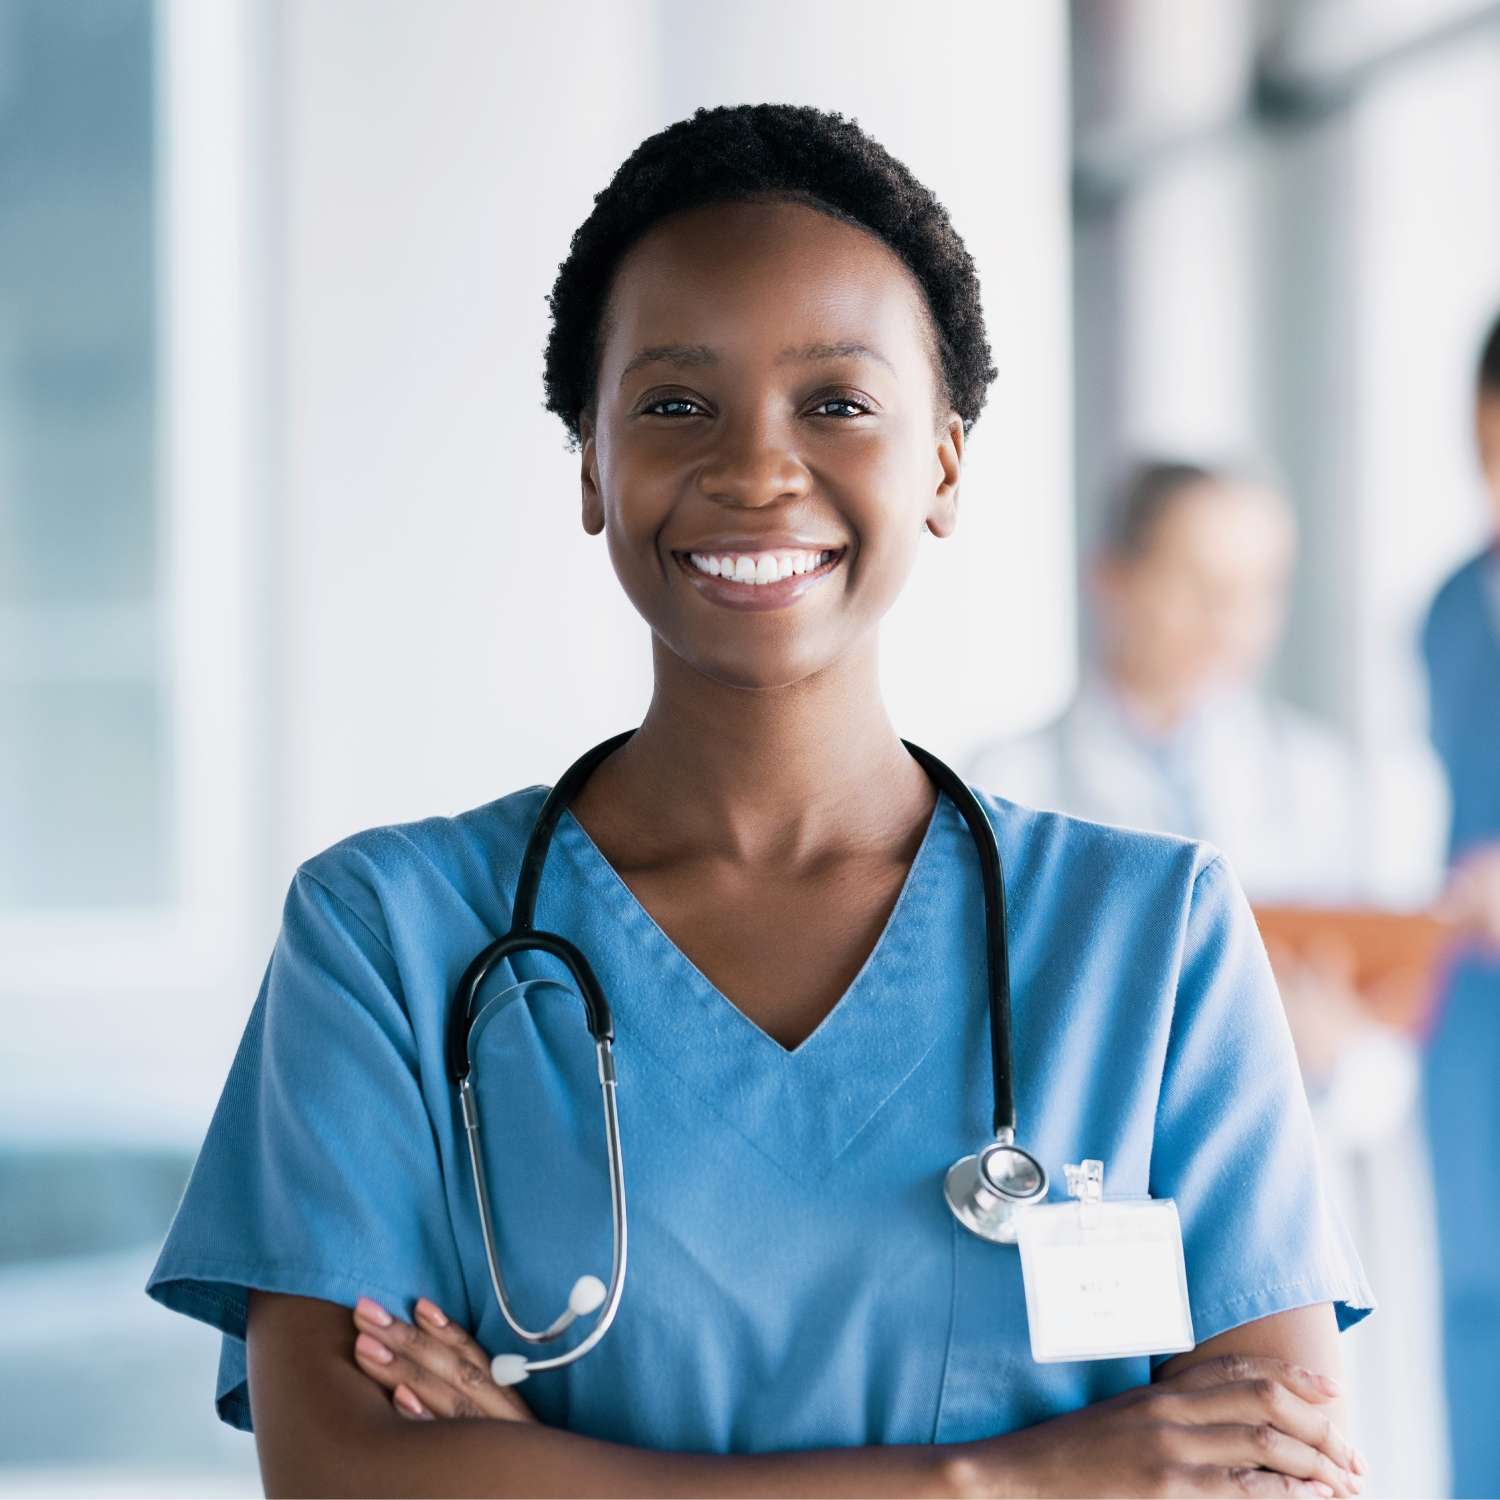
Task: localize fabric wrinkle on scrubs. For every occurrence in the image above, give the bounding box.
[146,784,1371,1450]
[1421,543,1500,1499]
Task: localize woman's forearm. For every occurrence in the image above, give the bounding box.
[247,1291,990,1499]
[271,1417,979,1500]
[250,1294,1359,1499]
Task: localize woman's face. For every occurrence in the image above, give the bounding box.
[580,198,963,691]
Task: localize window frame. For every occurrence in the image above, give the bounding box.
[0,0,266,1001]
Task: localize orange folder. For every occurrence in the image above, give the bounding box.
[1250,905,1458,1028]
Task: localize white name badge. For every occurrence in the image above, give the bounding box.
[1017,1162,1194,1364]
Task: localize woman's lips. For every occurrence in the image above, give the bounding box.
[671,547,847,611]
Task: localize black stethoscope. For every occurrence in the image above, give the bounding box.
[447,730,1047,1386]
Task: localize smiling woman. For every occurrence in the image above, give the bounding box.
[147,105,1372,1499]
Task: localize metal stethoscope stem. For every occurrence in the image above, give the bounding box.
[457,1029,627,1381]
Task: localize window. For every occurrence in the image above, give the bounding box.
[0,0,168,908]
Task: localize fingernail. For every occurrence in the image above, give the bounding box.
[1316,1372,1343,1396]
[416,1298,448,1327]
[355,1332,393,1365]
[355,1296,393,1327]
[1313,1484,1334,1498]
[394,1385,430,1419]
[1352,1450,1369,1476]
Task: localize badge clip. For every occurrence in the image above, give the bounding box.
[1064,1158,1104,1228]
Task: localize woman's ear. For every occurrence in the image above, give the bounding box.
[579,414,605,536]
[925,413,964,538]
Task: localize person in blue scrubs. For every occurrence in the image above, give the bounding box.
[1420,310,1500,1499]
[147,105,1372,1498]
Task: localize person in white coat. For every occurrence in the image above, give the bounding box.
[970,459,1449,1498]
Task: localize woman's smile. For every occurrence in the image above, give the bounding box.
[672,543,847,611]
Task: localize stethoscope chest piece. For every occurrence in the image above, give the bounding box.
[944,1132,1049,1244]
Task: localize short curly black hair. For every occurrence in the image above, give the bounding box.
[542,103,997,447]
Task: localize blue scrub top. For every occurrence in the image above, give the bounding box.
[147,784,1370,1447]
[1420,545,1500,1498]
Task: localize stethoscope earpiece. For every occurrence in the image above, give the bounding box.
[489,1352,530,1386]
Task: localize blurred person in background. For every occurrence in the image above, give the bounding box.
[970,462,1351,894]
[1419,311,1500,1499]
[970,460,1448,1498]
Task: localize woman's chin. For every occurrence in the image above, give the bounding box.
[674,646,842,696]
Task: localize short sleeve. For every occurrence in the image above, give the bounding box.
[1151,855,1374,1359]
[145,866,467,1431]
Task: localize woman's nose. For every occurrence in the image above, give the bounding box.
[695,418,811,508]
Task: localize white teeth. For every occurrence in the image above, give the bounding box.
[686,549,837,585]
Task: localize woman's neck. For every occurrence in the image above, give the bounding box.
[574,636,935,865]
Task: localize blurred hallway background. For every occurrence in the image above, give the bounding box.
[1072,0,1500,900]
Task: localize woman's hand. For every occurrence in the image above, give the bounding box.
[351,1295,539,1425]
[952,1353,1365,1499]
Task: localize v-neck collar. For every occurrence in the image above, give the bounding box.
[549,793,971,1184]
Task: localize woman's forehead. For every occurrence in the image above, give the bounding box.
[599,199,932,378]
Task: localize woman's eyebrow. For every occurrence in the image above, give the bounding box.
[619,340,895,387]
[776,341,895,374]
[620,344,717,382]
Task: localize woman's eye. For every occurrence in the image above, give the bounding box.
[811,396,871,419]
[642,397,703,418]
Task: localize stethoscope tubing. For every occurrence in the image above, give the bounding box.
[448,728,1031,1375]
[899,739,1017,1138]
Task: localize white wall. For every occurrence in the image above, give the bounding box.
[273,0,664,878]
